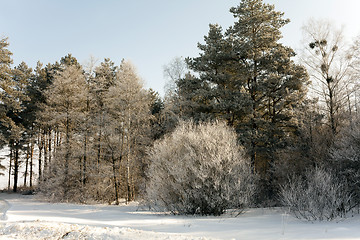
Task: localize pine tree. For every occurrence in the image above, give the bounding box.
[92,58,117,169]
[0,38,32,192]
[0,37,15,185]
[32,61,61,183]
[181,0,309,197]
[10,62,32,192]
[0,37,16,140]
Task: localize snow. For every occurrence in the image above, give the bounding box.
[1,193,360,239]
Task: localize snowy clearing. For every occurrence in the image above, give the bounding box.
[0,193,360,240]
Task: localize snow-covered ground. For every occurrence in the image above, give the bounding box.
[1,193,360,239]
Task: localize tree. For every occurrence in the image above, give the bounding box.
[41,65,87,199]
[163,56,187,97]
[145,121,256,215]
[32,61,60,183]
[92,58,117,170]
[10,62,32,192]
[85,58,118,202]
[0,38,31,192]
[105,60,151,203]
[180,0,308,197]
[301,19,355,135]
[148,89,166,140]
[0,37,15,157]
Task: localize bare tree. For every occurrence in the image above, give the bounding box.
[301,19,356,135]
[106,60,151,203]
[163,57,187,97]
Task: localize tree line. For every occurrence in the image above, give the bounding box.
[1,0,360,219]
[0,49,156,203]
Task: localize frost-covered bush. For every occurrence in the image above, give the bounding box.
[279,167,352,221]
[331,118,360,206]
[145,121,256,216]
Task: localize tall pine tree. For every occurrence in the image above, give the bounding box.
[180,0,309,197]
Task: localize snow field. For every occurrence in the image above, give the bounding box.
[1,193,360,240]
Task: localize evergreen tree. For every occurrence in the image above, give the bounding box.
[0,38,32,191]
[10,62,32,192]
[148,89,166,140]
[180,0,309,197]
[0,37,16,142]
[92,58,117,168]
[32,60,60,183]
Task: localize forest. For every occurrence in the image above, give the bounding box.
[1,0,360,221]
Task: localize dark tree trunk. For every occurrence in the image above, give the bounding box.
[8,144,13,191]
[24,142,30,187]
[112,151,119,205]
[30,141,34,188]
[13,142,19,192]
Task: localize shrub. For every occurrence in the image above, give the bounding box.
[279,167,352,221]
[331,118,360,207]
[145,120,256,215]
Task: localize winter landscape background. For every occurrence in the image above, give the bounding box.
[2,0,360,239]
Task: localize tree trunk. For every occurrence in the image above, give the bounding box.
[7,144,13,191]
[97,112,103,171]
[64,110,70,195]
[38,137,43,182]
[13,142,19,192]
[126,110,132,203]
[30,141,34,188]
[24,142,30,187]
[43,130,48,178]
[112,151,119,205]
[48,129,52,170]
[83,136,87,185]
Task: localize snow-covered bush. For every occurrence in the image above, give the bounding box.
[145,121,256,215]
[279,167,352,221]
[331,118,360,206]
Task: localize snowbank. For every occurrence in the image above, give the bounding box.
[0,221,212,240]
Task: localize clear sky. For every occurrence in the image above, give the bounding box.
[1,0,360,96]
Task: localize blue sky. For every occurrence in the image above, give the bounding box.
[1,0,360,96]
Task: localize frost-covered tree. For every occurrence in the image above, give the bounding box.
[302,19,356,135]
[92,58,117,169]
[163,56,187,97]
[145,121,256,216]
[105,60,151,203]
[41,65,88,200]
